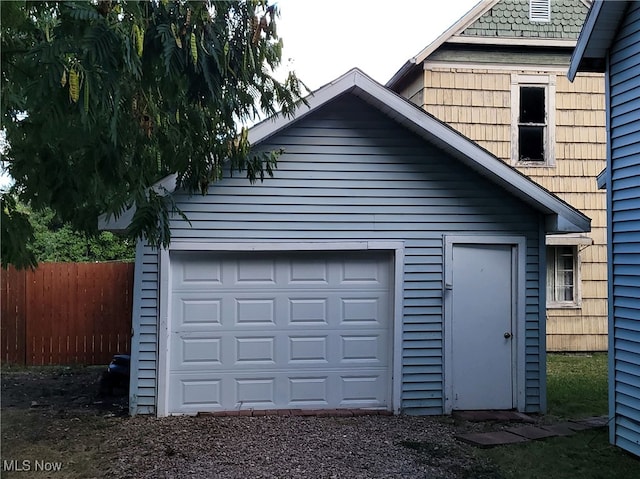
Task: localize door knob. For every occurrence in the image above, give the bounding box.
[504,332,512,339]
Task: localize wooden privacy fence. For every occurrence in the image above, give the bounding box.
[1,262,134,365]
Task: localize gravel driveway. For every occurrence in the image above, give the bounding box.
[105,414,482,478]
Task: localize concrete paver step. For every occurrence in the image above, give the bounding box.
[457,431,528,447]
[505,425,558,440]
[452,410,536,423]
[456,415,608,448]
[539,423,577,437]
[573,416,609,428]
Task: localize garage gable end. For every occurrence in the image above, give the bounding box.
[129,89,549,417]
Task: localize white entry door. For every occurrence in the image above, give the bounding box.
[166,250,393,414]
[446,241,517,411]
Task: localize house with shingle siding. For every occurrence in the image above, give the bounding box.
[388,0,607,352]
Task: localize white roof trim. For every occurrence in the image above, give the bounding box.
[546,234,594,245]
[412,0,497,66]
[568,0,628,80]
[568,0,605,80]
[386,0,497,88]
[423,60,570,72]
[243,69,588,234]
[101,68,590,234]
[446,36,577,48]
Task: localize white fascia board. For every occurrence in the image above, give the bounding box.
[248,69,357,145]
[424,60,570,72]
[386,0,495,88]
[568,0,628,81]
[546,233,594,245]
[545,214,589,233]
[446,36,577,48]
[412,0,496,65]
[568,0,604,80]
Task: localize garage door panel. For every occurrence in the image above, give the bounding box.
[288,377,330,406]
[173,295,222,328]
[172,254,223,289]
[234,258,277,285]
[171,293,389,330]
[235,298,276,325]
[235,377,277,408]
[340,374,389,407]
[170,334,222,370]
[168,251,392,413]
[288,260,330,285]
[340,334,387,363]
[288,336,329,363]
[235,336,276,365]
[340,259,387,285]
[180,378,222,408]
[341,296,386,324]
[169,370,390,412]
[288,298,329,325]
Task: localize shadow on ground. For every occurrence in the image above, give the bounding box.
[1,365,128,415]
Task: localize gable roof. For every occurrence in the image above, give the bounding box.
[387,0,589,90]
[567,0,629,80]
[251,68,589,233]
[100,68,590,234]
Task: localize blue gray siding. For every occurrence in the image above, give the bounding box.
[129,241,159,415]
[130,94,545,415]
[608,0,640,457]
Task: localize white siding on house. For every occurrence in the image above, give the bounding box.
[129,94,545,415]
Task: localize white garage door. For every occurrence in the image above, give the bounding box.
[166,250,393,414]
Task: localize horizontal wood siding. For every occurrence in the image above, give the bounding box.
[421,66,607,352]
[609,1,640,457]
[139,95,544,415]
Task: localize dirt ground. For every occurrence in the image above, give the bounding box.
[0,366,128,479]
[0,366,501,479]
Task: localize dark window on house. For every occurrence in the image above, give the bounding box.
[518,86,546,162]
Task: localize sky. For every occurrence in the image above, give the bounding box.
[275,0,480,90]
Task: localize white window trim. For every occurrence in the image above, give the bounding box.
[546,245,582,309]
[510,74,556,167]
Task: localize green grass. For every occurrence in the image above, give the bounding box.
[474,353,640,479]
[546,353,608,419]
[479,428,640,479]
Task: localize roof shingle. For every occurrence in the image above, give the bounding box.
[460,0,588,39]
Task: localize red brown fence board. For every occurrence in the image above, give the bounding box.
[1,262,133,365]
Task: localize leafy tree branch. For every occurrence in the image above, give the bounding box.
[1,0,307,268]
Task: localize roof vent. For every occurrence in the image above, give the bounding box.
[530,0,551,22]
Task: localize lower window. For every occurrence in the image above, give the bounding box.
[546,246,579,307]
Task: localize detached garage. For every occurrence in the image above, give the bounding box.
[107,69,590,416]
